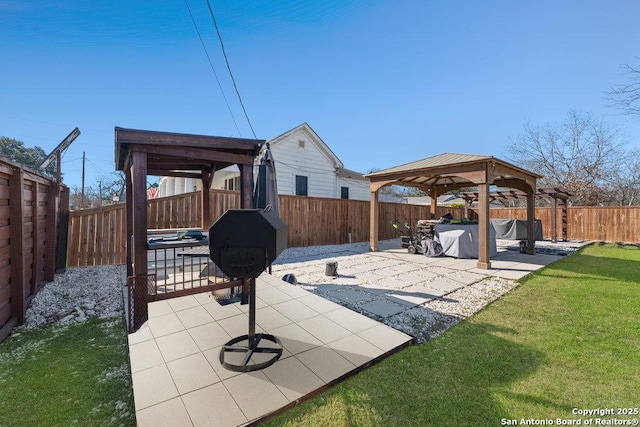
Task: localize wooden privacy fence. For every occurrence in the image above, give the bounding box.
[0,158,69,341]
[489,206,640,243]
[67,190,468,267]
[67,190,640,269]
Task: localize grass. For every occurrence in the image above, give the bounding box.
[264,244,640,426]
[0,317,135,426]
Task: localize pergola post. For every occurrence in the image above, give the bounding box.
[239,164,253,209]
[125,163,133,278]
[201,168,211,230]
[526,184,536,255]
[562,199,568,241]
[551,195,558,243]
[477,182,491,269]
[369,189,379,251]
[131,150,148,328]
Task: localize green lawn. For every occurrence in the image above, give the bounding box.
[264,244,640,426]
[0,317,135,427]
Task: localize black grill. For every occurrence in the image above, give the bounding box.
[208,209,287,278]
[207,208,288,372]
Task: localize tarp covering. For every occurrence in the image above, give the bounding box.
[490,219,543,240]
[435,224,497,259]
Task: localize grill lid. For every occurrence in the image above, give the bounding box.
[208,209,287,278]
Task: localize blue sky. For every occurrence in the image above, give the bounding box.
[2,0,640,190]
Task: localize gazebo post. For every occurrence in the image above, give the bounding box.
[526,185,536,254]
[429,187,438,219]
[477,182,491,269]
[369,189,379,251]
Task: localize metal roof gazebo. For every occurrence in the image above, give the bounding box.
[365,153,542,270]
[115,127,265,329]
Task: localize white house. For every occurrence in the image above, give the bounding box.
[159,123,370,201]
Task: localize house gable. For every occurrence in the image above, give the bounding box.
[268,123,344,169]
[268,123,344,198]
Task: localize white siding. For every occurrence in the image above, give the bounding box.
[157,124,367,200]
[211,166,240,190]
[159,176,201,196]
[270,128,338,198]
[337,176,370,201]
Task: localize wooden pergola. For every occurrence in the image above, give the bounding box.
[459,187,572,243]
[365,153,541,269]
[115,127,264,326]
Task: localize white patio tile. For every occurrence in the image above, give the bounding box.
[188,321,232,351]
[223,371,289,422]
[297,293,342,314]
[201,301,243,321]
[258,286,292,305]
[182,383,248,427]
[129,339,165,373]
[136,397,192,427]
[132,364,179,410]
[155,330,201,362]
[323,307,380,333]
[148,300,173,318]
[175,305,214,329]
[358,324,412,352]
[328,334,383,366]
[297,315,352,344]
[147,312,185,338]
[127,324,154,345]
[296,346,357,383]
[272,299,320,323]
[269,323,323,356]
[167,294,201,312]
[166,352,220,394]
[263,356,324,401]
[255,305,294,331]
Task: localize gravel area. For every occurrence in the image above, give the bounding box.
[19,239,580,344]
[21,265,126,329]
[386,277,518,343]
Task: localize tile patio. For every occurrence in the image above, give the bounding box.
[129,273,412,426]
[129,239,588,425]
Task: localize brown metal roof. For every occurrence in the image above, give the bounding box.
[364,152,541,192]
[366,153,494,176]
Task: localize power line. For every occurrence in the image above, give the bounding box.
[183,0,241,136]
[206,0,257,139]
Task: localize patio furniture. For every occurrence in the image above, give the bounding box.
[435,223,497,259]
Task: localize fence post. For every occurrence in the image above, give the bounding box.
[9,168,26,324]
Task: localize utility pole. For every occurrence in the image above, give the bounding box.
[81,151,86,208]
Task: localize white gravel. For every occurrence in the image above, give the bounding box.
[21,265,126,329]
[20,239,578,344]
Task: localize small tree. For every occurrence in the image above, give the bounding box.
[608,61,640,117]
[0,136,56,177]
[506,111,631,206]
